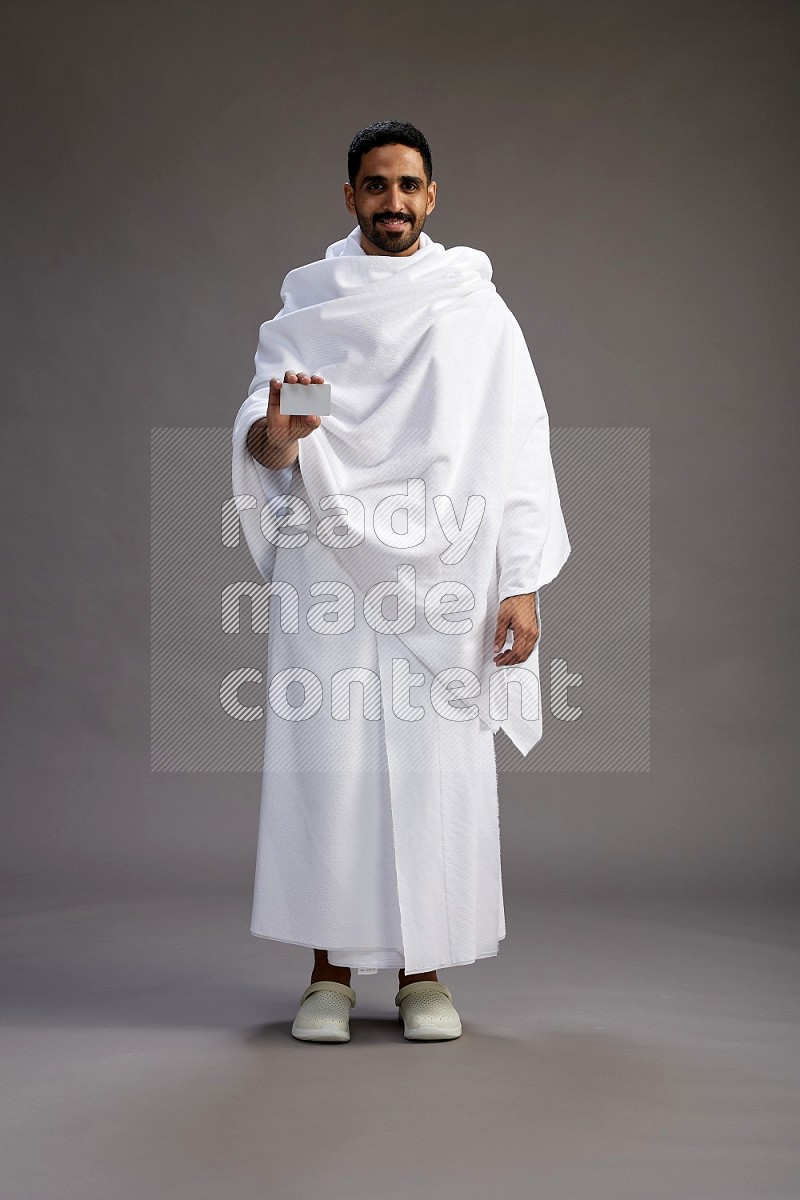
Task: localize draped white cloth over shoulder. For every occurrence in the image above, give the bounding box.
[232,224,570,756]
[231,224,570,973]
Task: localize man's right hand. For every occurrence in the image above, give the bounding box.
[246,370,324,469]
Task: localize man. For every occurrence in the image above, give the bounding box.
[231,120,570,1043]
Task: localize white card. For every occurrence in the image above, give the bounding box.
[279,382,331,416]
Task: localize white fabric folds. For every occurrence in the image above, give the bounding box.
[232,225,570,756]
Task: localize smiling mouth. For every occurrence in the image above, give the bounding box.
[378,218,409,230]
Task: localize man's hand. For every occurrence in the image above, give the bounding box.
[246,370,325,469]
[493,593,539,666]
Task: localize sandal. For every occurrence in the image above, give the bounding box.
[291,979,356,1042]
[395,980,462,1041]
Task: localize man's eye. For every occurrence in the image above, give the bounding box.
[365,182,418,190]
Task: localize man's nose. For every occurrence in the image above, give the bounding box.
[386,186,406,212]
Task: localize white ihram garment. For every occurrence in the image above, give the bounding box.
[231,225,570,972]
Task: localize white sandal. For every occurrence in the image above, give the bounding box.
[395,980,462,1041]
[291,980,356,1042]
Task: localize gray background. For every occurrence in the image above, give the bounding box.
[4,0,797,909]
[3,4,799,1198]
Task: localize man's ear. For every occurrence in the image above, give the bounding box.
[427,180,437,215]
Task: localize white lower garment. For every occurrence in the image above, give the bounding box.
[249,463,506,974]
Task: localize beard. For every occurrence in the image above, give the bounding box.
[356,208,425,255]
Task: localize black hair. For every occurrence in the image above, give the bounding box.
[347,120,433,188]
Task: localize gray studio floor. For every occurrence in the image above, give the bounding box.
[2,893,798,1200]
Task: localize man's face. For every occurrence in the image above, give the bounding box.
[344,143,436,256]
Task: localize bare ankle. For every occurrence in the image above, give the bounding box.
[311,949,351,987]
[398,969,439,987]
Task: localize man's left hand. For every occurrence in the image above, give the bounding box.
[493,593,539,666]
